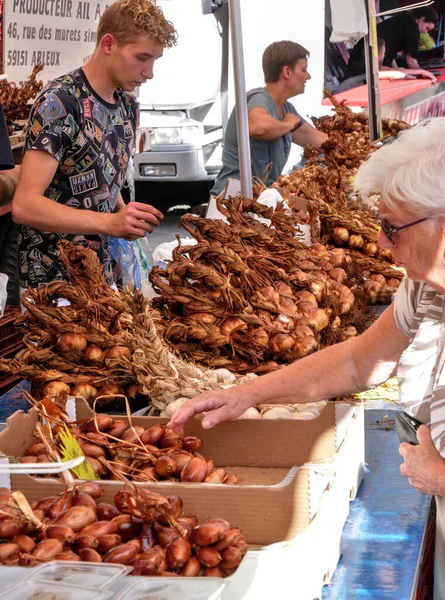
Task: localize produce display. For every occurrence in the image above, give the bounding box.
[272,93,407,303]
[0,240,256,414]
[0,64,44,122]
[149,195,376,373]
[19,393,241,485]
[0,483,247,577]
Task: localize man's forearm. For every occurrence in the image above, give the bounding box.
[115,193,126,212]
[12,191,113,235]
[249,115,296,140]
[406,54,420,69]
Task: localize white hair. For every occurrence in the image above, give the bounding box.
[354,117,445,218]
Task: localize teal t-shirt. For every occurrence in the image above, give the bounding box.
[211,88,305,196]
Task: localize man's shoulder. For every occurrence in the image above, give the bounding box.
[35,70,83,109]
[246,88,272,108]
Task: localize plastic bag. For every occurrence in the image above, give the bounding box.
[0,273,8,316]
[109,237,141,291]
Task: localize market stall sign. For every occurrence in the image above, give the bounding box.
[3,0,113,86]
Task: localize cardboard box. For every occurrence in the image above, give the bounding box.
[0,400,363,545]
[0,402,364,600]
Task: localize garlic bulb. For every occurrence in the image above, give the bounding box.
[292,412,316,420]
[237,407,261,419]
[165,397,190,418]
[261,407,292,419]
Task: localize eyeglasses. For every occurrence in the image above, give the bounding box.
[376,211,430,245]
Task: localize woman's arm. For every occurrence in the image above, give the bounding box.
[169,304,410,430]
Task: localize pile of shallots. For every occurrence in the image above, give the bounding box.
[0,483,247,577]
[19,412,242,485]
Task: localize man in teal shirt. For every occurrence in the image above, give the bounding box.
[211,41,327,196]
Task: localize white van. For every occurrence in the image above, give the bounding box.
[133,0,226,208]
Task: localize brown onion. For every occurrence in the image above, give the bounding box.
[81,520,117,537]
[205,468,227,483]
[74,534,99,550]
[96,503,119,521]
[140,424,165,446]
[54,551,81,561]
[331,227,349,244]
[32,539,64,561]
[46,525,76,545]
[166,537,192,569]
[181,555,202,576]
[103,542,138,564]
[154,455,176,478]
[220,545,244,569]
[191,522,226,546]
[56,506,97,532]
[70,384,97,400]
[180,456,208,482]
[55,333,87,353]
[0,520,26,538]
[13,535,35,553]
[203,566,223,577]
[43,381,70,399]
[97,534,121,553]
[107,421,128,439]
[79,548,102,562]
[197,545,222,568]
[348,234,364,249]
[122,425,145,444]
[104,346,132,361]
[76,481,104,499]
[97,383,124,397]
[182,436,202,452]
[84,345,104,363]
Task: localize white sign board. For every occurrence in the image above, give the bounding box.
[3,0,112,85]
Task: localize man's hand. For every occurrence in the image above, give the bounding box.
[283,112,301,132]
[109,202,163,240]
[402,68,437,82]
[399,425,445,496]
[168,388,255,432]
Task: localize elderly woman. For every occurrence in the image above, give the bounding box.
[169,118,445,598]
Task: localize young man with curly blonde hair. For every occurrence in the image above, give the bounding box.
[13,0,177,288]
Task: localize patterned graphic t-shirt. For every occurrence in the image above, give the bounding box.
[20,68,138,287]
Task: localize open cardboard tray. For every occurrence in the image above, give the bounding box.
[0,399,363,545]
[0,405,364,600]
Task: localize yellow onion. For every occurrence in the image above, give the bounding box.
[363,241,378,256]
[70,384,97,400]
[97,383,124,397]
[348,234,364,249]
[84,345,104,363]
[55,333,88,353]
[104,346,132,361]
[43,381,70,399]
[331,227,349,244]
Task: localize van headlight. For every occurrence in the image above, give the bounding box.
[151,125,201,145]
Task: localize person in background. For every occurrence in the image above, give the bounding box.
[0,103,20,214]
[342,6,438,88]
[169,118,445,600]
[337,38,386,93]
[0,102,22,305]
[210,41,328,197]
[12,0,177,289]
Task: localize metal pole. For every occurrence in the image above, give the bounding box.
[364,0,382,141]
[228,0,252,198]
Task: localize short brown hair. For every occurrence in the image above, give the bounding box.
[97,0,177,48]
[262,41,309,83]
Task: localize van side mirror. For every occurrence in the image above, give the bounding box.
[201,0,226,14]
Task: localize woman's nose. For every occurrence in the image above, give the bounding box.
[378,229,393,249]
